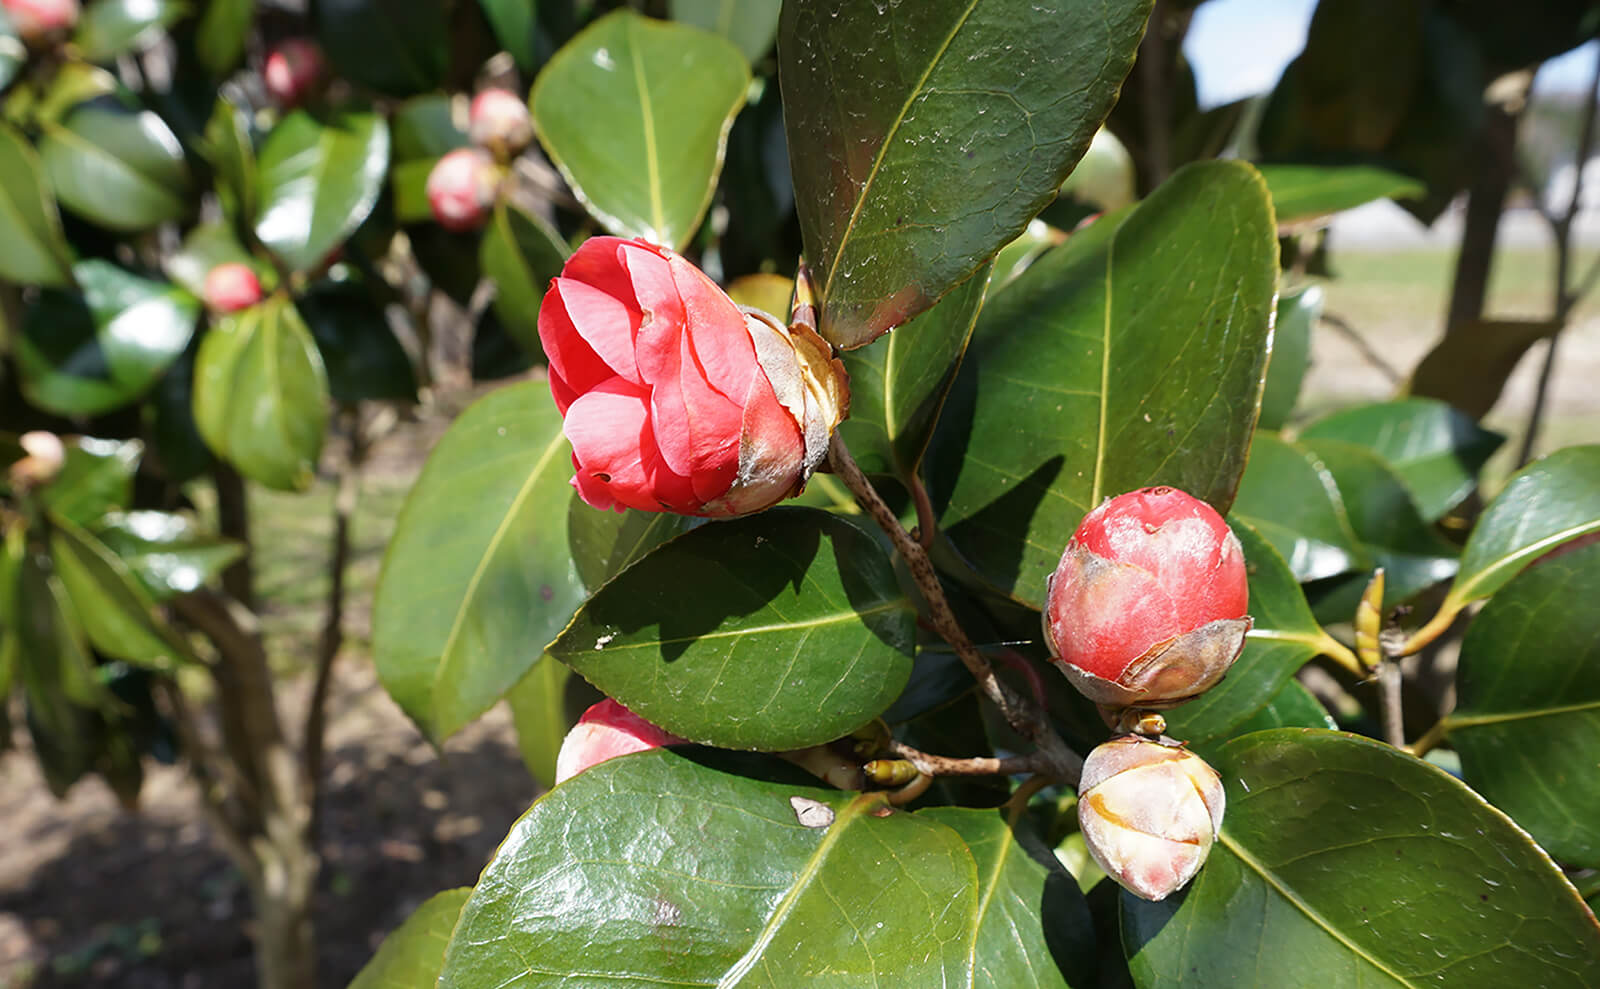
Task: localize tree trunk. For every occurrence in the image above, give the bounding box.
[250,837,319,989]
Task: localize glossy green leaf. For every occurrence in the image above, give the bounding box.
[1123,730,1600,988]
[1231,432,1368,582]
[91,511,243,600]
[479,202,568,355]
[39,102,190,231]
[566,493,695,593]
[920,806,1096,988]
[201,97,257,221]
[15,551,101,709]
[0,121,73,286]
[1439,445,1600,612]
[477,0,538,72]
[1299,398,1503,522]
[35,438,141,527]
[14,260,199,417]
[505,656,573,789]
[1258,164,1424,228]
[530,10,749,250]
[192,296,330,491]
[779,0,1151,349]
[1224,678,1336,735]
[1447,541,1600,867]
[437,749,977,988]
[1166,519,1332,748]
[670,0,782,63]
[373,383,586,742]
[931,161,1278,606]
[1409,317,1558,420]
[28,61,119,123]
[254,109,390,273]
[48,514,191,670]
[840,263,988,481]
[1258,284,1320,431]
[350,887,470,989]
[553,508,917,750]
[196,0,254,76]
[165,221,263,299]
[73,0,187,61]
[296,282,417,402]
[315,0,449,96]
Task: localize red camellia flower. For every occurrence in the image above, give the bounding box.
[203,263,263,313]
[2,0,78,42]
[263,38,326,107]
[539,236,849,516]
[554,699,684,784]
[1044,486,1250,708]
[425,148,500,232]
[468,88,533,159]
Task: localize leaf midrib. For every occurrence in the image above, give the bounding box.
[1445,697,1600,731]
[1455,517,1600,606]
[626,17,666,239]
[576,599,910,653]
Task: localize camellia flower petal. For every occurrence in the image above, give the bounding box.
[1044,486,1250,708]
[263,38,327,108]
[554,699,684,783]
[539,236,849,517]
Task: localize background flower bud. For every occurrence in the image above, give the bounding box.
[1077,736,1224,901]
[469,88,533,159]
[263,38,326,107]
[554,699,684,783]
[425,148,500,232]
[538,236,849,517]
[2,0,77,43]
[9,430,65,490]
[1044,486,1250,708]
[203,263,263,313]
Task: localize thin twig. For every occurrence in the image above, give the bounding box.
[887,740,1044,778]
[1377,660,1405,749]
[827,433,1083,784]
[1319,312,1403,384]
[908,473,938,550]
[1405,718,1450,759]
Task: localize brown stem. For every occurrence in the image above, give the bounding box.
[827,433,1083,784]
[211,462,255,610]
[908,472,937,550]
[1319,312,1403,385]
[887,739,1044,778]
[1377,660,1405,749]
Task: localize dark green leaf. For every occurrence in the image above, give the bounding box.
[15,551,101,709]
[1123,730,1600,988]
[840,263,988,482]
[530,10,749,250]
[1165,519,1334,749]
[1409,317,1558,420]
[254,109,390,273]
[48,514,192,670]
[350,888,470,989]
[553,508,916,750]
[479,202,568,355]
[0,121,74,286]
[196,0,255,76]
[437,749,977,988]
[73,0,187,61]
[670,0,782,63]
[1224,679,1336,735]
[1448,540,1600,867]
[201,97,257,221]
[13,260,199,417]
[165,221,263,299]
[505,656,573,789]
[35,437,141,527]
[296,281,418,402]
[373,383,585,742]
[1299,398,1503,522]
[39,102,190,230]
[91,510,243,600]
[779,0,1152,349]
[1231,432,1368,582]
[315,0,450,97]
[477,0,538,72]
[391,93,468,161]
[566,492,695,592]
[920,806,1097,988]
[1258,164,1424,229]
[930,161,1278,606]
[192,296,330,491]
[1258,284,1320,431]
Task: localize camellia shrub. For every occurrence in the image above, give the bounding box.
[0,0,1597,987]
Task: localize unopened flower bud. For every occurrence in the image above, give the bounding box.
[9,430,65,489]
[539,236,849,516]
[263,38,327,108]
[469,88,533,159]
[2,0,78,43]
[1077,735,1224,901]
[203,263,263,313]
[554,699,684,783]
[1044,486,1250,709]
[425,148,500,232]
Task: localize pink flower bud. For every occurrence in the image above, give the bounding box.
[425,148,500,232]
[1045,486,1250,709]
[554,699,684,783]
[263,38,327,108]
[1077,735,1224,901]
[539,236,850,517]
[9,430,65,489]
[203,263,263,313]
[2,0,78,42]
[469,88,533,159]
